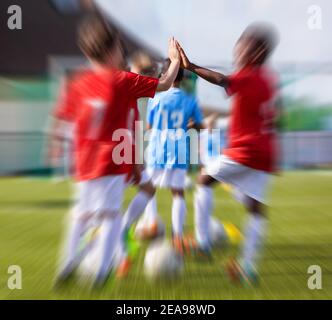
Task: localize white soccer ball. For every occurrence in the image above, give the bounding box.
[77,245,101,280]
[135,215,165,240]
[209,217,227,246]
[144,240,183,280]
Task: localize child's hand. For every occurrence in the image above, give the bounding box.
[168,37,180,62]
[176,41,191,69]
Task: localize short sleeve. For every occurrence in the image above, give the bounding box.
[54,81,77,122]
[226,71,250,97]
[191,98,203,125]
[126,72,159,99]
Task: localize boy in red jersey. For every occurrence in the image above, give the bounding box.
[177,23,279,284]
[51,14,180,287]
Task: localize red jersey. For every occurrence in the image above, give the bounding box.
[55,68,158,181]
[224,66,279,173]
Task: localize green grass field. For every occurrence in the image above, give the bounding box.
[0,171,332,300]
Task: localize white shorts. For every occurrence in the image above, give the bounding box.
[205,155,271,204]
[147,168,187,190]
[75,175,126,216]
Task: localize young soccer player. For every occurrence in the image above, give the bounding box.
[115,53,160,277]
[51,14,181,287]
[145,68,203,254]
[177,23,280,283]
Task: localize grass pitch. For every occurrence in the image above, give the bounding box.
[0,171,331,300]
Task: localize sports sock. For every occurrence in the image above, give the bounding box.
[194,185,213,249]
[145,196,159,225]
[122,191,152,231]
[97,213,122,277]
[240,214,267,271]
[61,209,88,272]
[172,196,187,237]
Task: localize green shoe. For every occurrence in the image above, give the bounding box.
[124,226,140,260]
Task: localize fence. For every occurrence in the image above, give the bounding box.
[280,132,332,169]
[1,131,332,176]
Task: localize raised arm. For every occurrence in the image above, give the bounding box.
[157,38,181,92]
[176,41,229,88]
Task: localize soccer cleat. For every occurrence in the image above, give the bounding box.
[173,236,201,256]
[172,235,184,255]
[225,258,259,287]
[124,227,140,259]
[116,257,132,279]
[93,268,114,289]
[195,246,213,261]
[182,235,199,256]
[53,264,76,289]
[136,221,163,241]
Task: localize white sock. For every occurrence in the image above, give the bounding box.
[62,210,88,271]
[241,214,267,270]
[97,213,122,277]
[172,196,186,237]
[194,186,213,249]
[145,196,159,225]
[122,191,152,231]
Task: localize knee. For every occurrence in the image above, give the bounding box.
[246,198,267,217]
[99,209,120,220]
[171,189,184,198]
[197,174,216,187]
[139,181,156,198]
[72,209,93,223]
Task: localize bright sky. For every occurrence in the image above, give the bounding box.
[96,0,332,109]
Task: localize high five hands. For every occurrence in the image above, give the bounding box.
[168,37,181,62]
[167,37,191,69]
[176,41,191,70]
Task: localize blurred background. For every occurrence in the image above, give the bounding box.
[0,0,332,176]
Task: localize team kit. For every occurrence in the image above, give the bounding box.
[49,14,279,288]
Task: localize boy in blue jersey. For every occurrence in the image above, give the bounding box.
[145,69,203,253]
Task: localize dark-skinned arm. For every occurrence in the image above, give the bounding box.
[176,41,229,88]
[188,63,229,88]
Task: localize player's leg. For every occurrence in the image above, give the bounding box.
[93,175,126,287]
[94,209,122,287]
[171,188,187,254]
[224,170,270,286]
[135,195,164,241]
[122,180,156,232]
[131,168,165,241]
[242,198,267,269]
[117,174,156,278]
[55,182,94,284]
[194,173,218,254]
[56,213,92,284]
[144,195,159,226]
[226,197,267,285]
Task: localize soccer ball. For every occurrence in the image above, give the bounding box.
[77,245,101,281]
[76,227,101,280]
[144,240,183,280]
[135,216,165,241]
[209,217,227,246]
